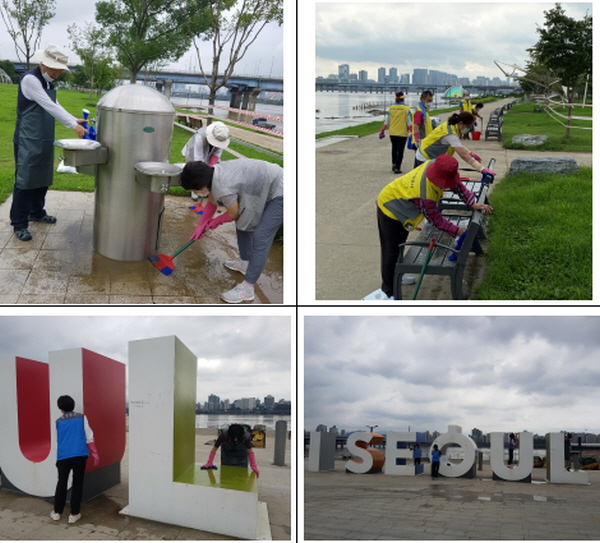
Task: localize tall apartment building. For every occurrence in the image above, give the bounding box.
[413,68,428,84]
[338,63,350,80]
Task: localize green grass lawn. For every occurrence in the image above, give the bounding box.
[475,167,592,300]
[501,102,592,152]
[0,84,282,204]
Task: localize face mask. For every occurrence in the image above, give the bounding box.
[42,71,55,83]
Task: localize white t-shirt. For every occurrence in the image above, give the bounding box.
[21,73,78,129]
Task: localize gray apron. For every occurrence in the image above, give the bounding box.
[14,71,56,190]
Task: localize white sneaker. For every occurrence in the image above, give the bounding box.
[221,282,255,304]
[68,513,81,524]
[224,258,249,275]
[50,511,60,521]
[402,275,416,285]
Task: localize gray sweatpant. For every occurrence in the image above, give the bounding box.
[236,197,283,284]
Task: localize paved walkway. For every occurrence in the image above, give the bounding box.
[304,460,600,540]
[315,98,592,300]
[0,192,283,304]
[0,429,291,540]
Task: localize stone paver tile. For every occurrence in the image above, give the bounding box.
[20,269,69,296]
[108,295,154,304]
[0,269,29,296]
[0,248,39,269]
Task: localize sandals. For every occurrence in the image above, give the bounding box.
[14,229,32,241]
[28,214,57,224]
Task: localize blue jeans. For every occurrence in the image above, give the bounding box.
[236,197,283,284]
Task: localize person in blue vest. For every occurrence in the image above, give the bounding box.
[50,395,99,524]
[431,444,441,479]
[11,44,87,242]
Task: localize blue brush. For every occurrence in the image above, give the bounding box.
[449,230,467,261]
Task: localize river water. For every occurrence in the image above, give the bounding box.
[316,90,453,134]
[195,413,292,431]
[170,96,284,133]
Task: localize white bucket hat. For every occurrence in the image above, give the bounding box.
[34,44,70,72]
[206,121,230,148]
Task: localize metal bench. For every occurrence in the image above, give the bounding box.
[393,184,490,300]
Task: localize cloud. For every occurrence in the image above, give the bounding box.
[304,316,600,435]
[315,2,592,79]
[0,316,291,402]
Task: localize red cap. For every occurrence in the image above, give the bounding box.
[427,155,460,189]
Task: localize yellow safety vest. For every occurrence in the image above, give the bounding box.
[377,161,445,231]
[461,99,473,114]
[419,121,460,160]
[411,102,433,141]
[387,103,410,136]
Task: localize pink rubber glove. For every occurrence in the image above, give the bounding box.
[208,155,219,167]
[469,151,482,162]
[88,442,100,467]
[190,201,217,241]
[206,212,235,231]
[248,451,260,477]
[481,168,497,177]
[202,449,217,469]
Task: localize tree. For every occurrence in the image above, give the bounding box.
[0,59,20,82]
[190,0,283,111]
[95,0,212,84]
[0,0,56,69]
[67,22,120,97]
[527,3,592,138]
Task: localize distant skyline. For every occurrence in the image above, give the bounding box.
[315,2,592,81]
[304,315,600,435]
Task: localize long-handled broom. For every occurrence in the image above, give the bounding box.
[149,238,198,276]
[411,239,437,300]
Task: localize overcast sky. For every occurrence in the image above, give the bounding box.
[0,0,284,78]
[315,1,592,81]
[304,316,600,436]
[0,315,291,403]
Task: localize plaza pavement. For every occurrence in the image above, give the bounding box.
[315,98,593,301]
[0,193,283,306]
[304,459,600,540]
[0,429,292,540]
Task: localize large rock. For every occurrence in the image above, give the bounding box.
[508,157,580,176]
[512,134,549,146]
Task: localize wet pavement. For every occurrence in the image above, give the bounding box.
[304,460,600,540]
[0,429,291,540]
[0,191,283,304]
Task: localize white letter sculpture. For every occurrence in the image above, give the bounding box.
[490,432,533,482]
[432,425,477,478]
[384,432,425,475]
[0,350,125,499]
[546,432,589,485]
[124,335,269,539]
[308,431,336,472]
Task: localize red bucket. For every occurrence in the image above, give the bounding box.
[472,131,481,141]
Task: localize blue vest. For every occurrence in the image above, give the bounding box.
[56,412,89,461]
